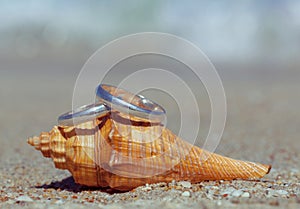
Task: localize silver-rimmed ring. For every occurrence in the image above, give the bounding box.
[58,103,110,126]
[95,84,166,121]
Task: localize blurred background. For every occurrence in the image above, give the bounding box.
[0,0,299,165]
[1,0,300,72]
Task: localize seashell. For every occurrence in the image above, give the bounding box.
[28,111,271,191]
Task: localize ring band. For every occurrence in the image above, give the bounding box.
[58,103,109,126]
[58,84,166,126]
[95,84,166,121]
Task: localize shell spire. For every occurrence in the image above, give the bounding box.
[28,112,271,191]
[28,132,51,158]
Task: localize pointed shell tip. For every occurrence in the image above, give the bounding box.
[27,137,34,146]
[266,165,272,174]
[27,136,41,150]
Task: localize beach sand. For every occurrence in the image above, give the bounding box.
[0,67,299,208]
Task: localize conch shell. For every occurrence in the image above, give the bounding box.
[28,111,271,191]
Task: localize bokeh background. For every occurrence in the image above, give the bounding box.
[0,1,300,207]
[1,0,300,66]
[1,0,299,169]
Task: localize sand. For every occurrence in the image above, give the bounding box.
[0,68,299,208]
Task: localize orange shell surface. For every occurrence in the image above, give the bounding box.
[28,112,271,191]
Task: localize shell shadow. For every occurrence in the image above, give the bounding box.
[35,176,127,194]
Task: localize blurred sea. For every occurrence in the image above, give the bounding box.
[1,0,300,72]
